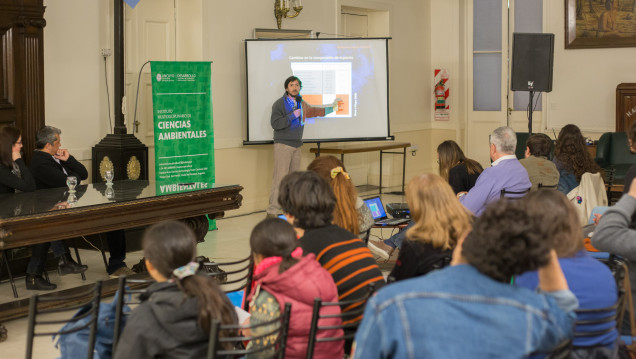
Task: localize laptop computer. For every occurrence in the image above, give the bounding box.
[363,196,410,226]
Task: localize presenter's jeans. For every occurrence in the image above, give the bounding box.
[267,143,301,214]
[26,240,69,275]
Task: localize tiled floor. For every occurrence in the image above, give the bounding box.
[0,191,404,358]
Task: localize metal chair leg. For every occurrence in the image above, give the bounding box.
[97,234,109,271]
[72,239,86,281]
[0,250,18,298]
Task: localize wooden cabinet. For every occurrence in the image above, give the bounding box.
[0,0,45,164]
[616,83,636,132]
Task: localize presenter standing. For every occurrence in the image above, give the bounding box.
[266,75,339,217]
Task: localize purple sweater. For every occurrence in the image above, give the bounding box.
[459,158,531,216]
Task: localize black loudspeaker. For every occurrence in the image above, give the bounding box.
[511,33,554,92]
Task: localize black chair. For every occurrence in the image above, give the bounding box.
[0,238,87,299]
[202,255,253,293]
[567,256,624,356]
[597,255,628,328]
[542,339,572,359]
[206,302,292,359]
[538,183,558,189]
[25,281,103,359]
[0,249,18,298]
[306,283,376,358]
[111,275,155,354]
[500,187,531,199]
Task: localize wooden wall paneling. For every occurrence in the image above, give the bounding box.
[0,0,45,164]
[617,83,636,133]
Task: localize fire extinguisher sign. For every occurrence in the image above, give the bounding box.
[434,69,449,121]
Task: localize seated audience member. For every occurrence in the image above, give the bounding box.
[437,140,483,194]
[26,126,132,289]
[24,126,89,289]
[375,140,483,255]
[353,200,577,359]
[458,126,531,215]
[114,221,237,358]
[383,174,473,281]
[247,218,343,359]
[0,126,35,194]
[278,171,386,313]
[516,189,618,358]
[307,155,374,239]
[553,124,602,194]
[593,177,636,327]
[519,133,559,190]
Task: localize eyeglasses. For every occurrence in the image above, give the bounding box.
[15,141,22,145]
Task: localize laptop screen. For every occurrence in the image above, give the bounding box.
[364,196,387,220]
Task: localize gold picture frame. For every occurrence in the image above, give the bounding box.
[566,0,636,49]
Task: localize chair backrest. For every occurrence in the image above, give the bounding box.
[573,302,618,339]
[112,276,155,354]
[515,132,530,160]
[305,283,377,359]
[206,302,292,359]
[538,183,558,189]
[26,281,103,359]
[531,339,572,359]
[598,256,628,321]
[569,256,624,348]
[500,187,531,199]
[202,255,252,294]
[595,132,612,168]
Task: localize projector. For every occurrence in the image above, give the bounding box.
[386,203,410,219]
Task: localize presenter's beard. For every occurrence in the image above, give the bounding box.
[286,89,299,98]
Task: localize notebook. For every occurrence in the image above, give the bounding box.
[363,196,410,226]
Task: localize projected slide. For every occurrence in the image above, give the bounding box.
[291,62,351,118]
[245,38,390,143]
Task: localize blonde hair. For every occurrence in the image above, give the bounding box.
[405,174,473,250]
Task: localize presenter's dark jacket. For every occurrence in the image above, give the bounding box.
[271,94,326,148]
[30,150,88,189]
[0,158,36,193]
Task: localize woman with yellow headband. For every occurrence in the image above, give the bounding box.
[308,156,374,238]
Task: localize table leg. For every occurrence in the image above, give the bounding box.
[379,150,383,194]
[401,147,407,194]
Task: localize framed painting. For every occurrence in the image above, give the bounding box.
[566,0,636,49]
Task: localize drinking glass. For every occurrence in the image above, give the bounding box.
[105,186,115,200]
[105,169,114,184]
[66,176,77,194]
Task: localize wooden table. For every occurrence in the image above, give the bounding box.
[310,142,411,194]
[0,180,243,321]
[0,181,243,249]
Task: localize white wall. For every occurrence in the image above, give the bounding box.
[45,0,636,214]
[43,0,112,178]
[545,1,636,136]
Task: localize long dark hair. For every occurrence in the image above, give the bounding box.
[0,126,21,169]
[142,221,237,335]
[250,218,299,274]
[437,140,483,182]
[308,156,359,235]
[554,124,601,181]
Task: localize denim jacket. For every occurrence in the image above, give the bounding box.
[353,265,577,359]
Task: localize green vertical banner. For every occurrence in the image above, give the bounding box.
[151,61,216,229]
[151,61,214,192]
